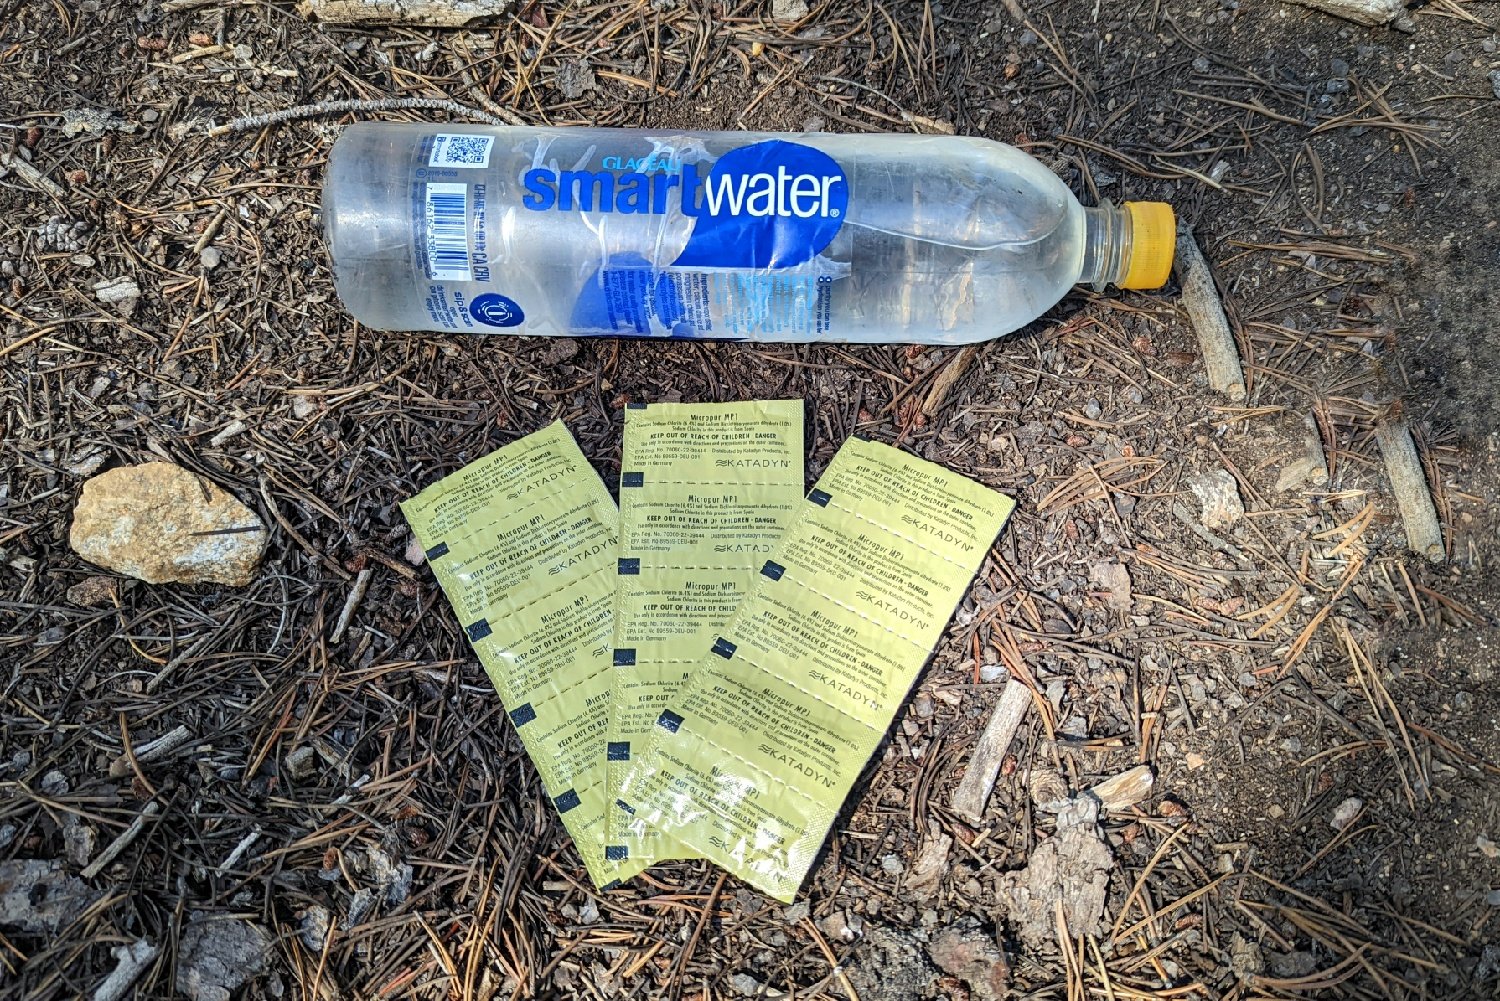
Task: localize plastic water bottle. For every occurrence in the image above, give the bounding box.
[323,123,1174,344]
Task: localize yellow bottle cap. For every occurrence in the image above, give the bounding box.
[1120,201,1176,289]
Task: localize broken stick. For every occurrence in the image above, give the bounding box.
[951,679,1033,824]
[330,567,375,644]
[1175,228,1246,402]
[1376,420,1444,562]
[108,724,193,778]
[92,939,160,1001]
[83,801,162,879]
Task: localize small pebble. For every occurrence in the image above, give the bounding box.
[979,663,1006,683]
[1490,70,1500,101]
[1192,56,1210,73]
[1084,399,1102,420]
[200,246,222,269]
[881,853,904,875]
[1331,796,1363,831]
[1122,386,1143,405]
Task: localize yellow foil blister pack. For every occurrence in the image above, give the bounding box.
[616,436,1014,900]
[400,421,633,889]
[606,401,804,868]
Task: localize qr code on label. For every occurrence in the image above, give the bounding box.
[429,134,494,169]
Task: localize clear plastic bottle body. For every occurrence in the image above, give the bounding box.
[323,124,1106,345]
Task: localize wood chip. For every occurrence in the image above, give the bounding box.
[1175,228,1246,401]
[296,0,511,25]
[1376,420,1444,562]
[951,679,1032,824]
[1087,764,1155,812]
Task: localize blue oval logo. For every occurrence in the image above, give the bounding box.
[470,293,525,328]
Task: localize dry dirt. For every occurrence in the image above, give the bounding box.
[2,1,1499,999]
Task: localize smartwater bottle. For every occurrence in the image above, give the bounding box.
[323,123,1174,344]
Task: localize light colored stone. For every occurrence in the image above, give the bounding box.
[1331,796,1363,830]
[70,463,266,586]
[1089,561,1132,612]
[772,0,809,21]
[93,276,139,317]
[1188,468,1244,531]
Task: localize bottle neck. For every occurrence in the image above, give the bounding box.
[1081,202,1134,288]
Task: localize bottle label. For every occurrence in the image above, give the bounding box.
[411,137,851,338]
[521,139,848,271]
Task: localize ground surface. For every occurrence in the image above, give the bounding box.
[2,1,1499,999]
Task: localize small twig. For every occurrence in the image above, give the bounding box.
[803,916,862,1001]
[1375,420,1444,562]
[1176,227,1247,401]
[0,150,66,199]
[91,940,160,1001]
[330,568,375,644]
[219,828,262,871]
[207,97,514,138]
[83,801,163,879]
[950,678,1032,824]
[116,715,157,798]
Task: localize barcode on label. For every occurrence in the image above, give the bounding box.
[429,133,494,168]
[425,182,471,282]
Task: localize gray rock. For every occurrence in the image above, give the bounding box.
[771,0,809,20]
[1188,468,1244,530]
[92,276,139,316]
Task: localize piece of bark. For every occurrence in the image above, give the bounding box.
[1287,0,1413,30]
[951,680,1032,824]
[922,345,979,415]
[1175,228,1246,402]
[995,798,1112,949]
[296,0,512,26]
[1376,420,1444,562]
